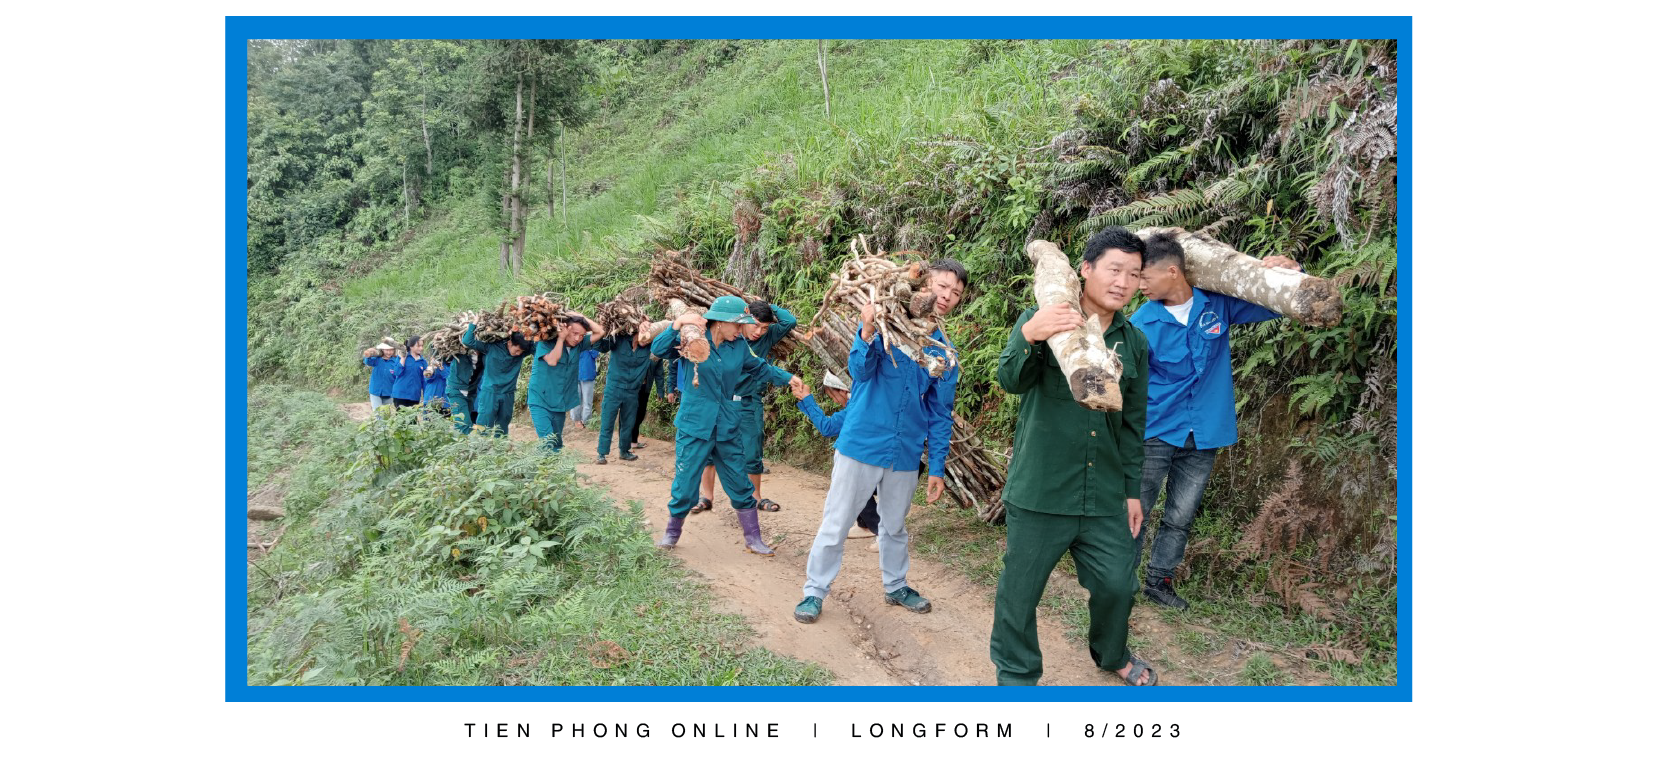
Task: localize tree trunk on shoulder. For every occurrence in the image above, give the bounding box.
[1134,227,1344,327]
[1026,239,1124,411]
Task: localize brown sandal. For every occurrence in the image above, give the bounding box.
[691,497,714,513]
[757,499,782,512]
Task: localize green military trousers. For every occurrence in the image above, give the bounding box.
[668,427,757,518]
[990,504,1139,685]
[596,385,637,457]
[474,390,514,437]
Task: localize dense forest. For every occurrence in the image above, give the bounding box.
[246,39,1398,685]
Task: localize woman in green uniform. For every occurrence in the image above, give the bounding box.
[649,295,801,556]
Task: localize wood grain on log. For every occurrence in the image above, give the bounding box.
[1026,240,1124,412]
[1135,227,1343,327]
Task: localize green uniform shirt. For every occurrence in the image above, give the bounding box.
[595,334,657,393]
[735,304,798,399]
[461,323,529,397]
[528,334,593,410]
[996,305,1148,516]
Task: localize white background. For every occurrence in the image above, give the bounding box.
[4,1,1661,756]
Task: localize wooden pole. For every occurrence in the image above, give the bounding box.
[1135,227,1344,327]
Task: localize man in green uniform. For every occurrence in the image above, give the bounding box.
[528,312,604,454]
[695,300,797,512]
[444,350,479,434]
[459,323,533,437]
[594,320,663,464]
[649,295,802,556]
[989,226,1158,687]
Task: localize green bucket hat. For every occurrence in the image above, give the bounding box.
[702,294,757,324]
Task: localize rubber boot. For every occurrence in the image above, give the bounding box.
[657,516,685,549]
[737,508,774,556]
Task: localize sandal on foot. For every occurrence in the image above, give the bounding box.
[757,498,782,512]
[1121,657,1159,686]
[692,497,714,514]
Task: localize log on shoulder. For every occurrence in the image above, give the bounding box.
[1136,227,1343,328]
[1026,239,1123,412]
[665,298,709,362]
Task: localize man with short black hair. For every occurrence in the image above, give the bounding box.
[1131,231,1300,610]
[793,257,965,624]
[990,225,1156,686]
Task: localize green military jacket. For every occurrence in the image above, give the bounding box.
[996,306,1148,517]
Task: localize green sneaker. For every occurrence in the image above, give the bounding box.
[793,596,823,624]
[884,586,932,614]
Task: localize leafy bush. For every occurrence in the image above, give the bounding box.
[246,387,828,686]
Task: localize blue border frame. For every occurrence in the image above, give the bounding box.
[229,15,1410,702]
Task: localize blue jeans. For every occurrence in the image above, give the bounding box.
[1136,434,1219,584]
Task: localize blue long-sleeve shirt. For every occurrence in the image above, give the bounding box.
[836,319,958,477]
[796,395,847,438]
[390,355,428,401]
[363,356,398,396]
[651,324,792,441]
[422,362,449,403]
[1130,286,1280,449]
[735,305,798,399]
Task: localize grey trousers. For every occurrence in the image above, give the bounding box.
[803,452,921,599]
[570,380,595,424]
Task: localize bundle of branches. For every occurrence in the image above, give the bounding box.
[1135,227,1345,327]
[647,248,807,361]
[425,311,480,363]
[810,235,959,378]
[1027,239,1125,411]
[508,293,570,342]
[805,312,1011,524]
[649,245,1008,521]
[596,286,652,336]
[470,301,518,343]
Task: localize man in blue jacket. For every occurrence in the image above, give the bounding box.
[422,354,449,412]
[794,260,965,624]
[650,295,800,556]
[1130,231,1300,610]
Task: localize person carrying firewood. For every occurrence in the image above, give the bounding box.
[444,349,480,434]
[360,339,399,410]
[422,354,449,415]
[593,320,662,465]
[990,225,1155,686]
[388,336,428,411]
[692,300,797,512]
[527,312,604,454]
[791,370,884,546]
[649,295,802,556]
[459,323,533,437]
[1130,232,1300,610]
[793,259,966,625]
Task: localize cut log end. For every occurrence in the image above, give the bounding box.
[1292,277,1345,328]
[1068,367,1124,412]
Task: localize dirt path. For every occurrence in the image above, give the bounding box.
[335,401,1324,686]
